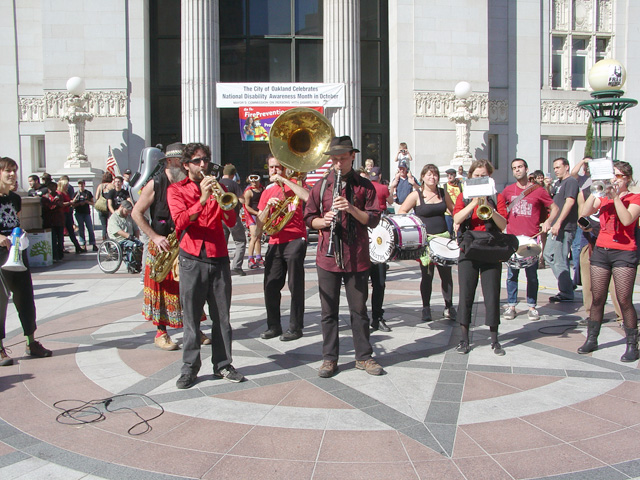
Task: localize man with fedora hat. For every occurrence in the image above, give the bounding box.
[132,143,210,351]
[304,136,384,378]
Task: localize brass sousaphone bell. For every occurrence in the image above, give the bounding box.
[263,108,335,235]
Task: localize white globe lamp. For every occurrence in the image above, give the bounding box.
[454,81,472,99]
[588,59,626,92]
[66,77,86,96]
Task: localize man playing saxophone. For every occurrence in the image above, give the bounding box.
[167,143,244,389]
[257,154,310,341]
[132,143,209,351]
[304,136,383,378]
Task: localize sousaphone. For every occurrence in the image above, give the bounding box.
[263,108,335,234]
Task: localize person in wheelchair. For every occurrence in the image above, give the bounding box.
[106,200,143,273]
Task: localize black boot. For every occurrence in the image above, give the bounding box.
[577,320,601,354]
[621,327,639,363]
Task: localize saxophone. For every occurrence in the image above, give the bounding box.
[149,231,180,283]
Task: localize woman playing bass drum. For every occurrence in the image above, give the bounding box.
[453,159,508,356]
[577,161,640,362]
[398,164,455,322]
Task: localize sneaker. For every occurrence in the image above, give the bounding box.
[154,332,179,351]
[371,318,391,332]
[232,267,246,276]
[503,306,516,320]
[279,330,302,341]
[491,342,506,356]
[249,258,259,270]
[456,341,470,355]
[256,257,264,266]
[318,360,338,378]
[214,365,244,383]
[0,348,13,366]
[443,307,457,321]
[200,331,211,345]
[421,306,432,322]
[25,340,52,358]
[92,245,99,252]
[176,372,197,389]
[355,358,384,376]
[528,308,540,321]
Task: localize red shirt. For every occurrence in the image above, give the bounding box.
[596,193,640,251]
[258,181,307,244]
[454,192,508,231]
[372,181,390,211]
[167,177,235,258]
[304,170,381,273]
[502,183,553,237]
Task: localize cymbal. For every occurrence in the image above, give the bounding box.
[516,243,542,256]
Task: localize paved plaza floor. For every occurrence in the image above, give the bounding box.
[1,238,640,479]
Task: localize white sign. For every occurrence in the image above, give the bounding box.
[216,83,345,108]
[589,157,614,180]
[463,177,497,199]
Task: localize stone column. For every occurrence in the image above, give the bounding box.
[323,0,361,148]
[181,0,220,154]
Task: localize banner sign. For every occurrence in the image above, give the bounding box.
[217,83,345,108]
[239,106,323,142]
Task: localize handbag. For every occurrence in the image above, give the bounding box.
[94,195,108,213]
[459,230,519,263]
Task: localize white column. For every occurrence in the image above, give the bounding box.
[181,0,220,154]
[323,0,361,147]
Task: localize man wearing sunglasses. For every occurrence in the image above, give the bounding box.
[257,155,310,341]
[167,143,244,389]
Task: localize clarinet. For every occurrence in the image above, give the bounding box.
[325,168,342,259]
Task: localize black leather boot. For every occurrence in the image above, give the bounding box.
[577,320,601,354]
[621,327,639,363]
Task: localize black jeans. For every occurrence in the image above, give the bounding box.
[457,258,502,327]
[369,262,386,320]
[0,250,36,340]
[317,267,373,362]
[264,237,306,332]
[420,263,453,308]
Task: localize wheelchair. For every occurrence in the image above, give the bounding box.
[97,239,143,274]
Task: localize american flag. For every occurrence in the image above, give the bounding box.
[305,159,333,188]
[105,146,121,177]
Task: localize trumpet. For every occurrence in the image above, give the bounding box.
[201,171,238,211]
[590,180,617,198]
[476,196,493,221]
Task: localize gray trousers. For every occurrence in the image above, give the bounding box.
[223,213,247,270]
[178,254,233,375]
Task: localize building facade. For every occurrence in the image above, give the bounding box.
[1,0,638,189]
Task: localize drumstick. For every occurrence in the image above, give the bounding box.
[531,231,543,239]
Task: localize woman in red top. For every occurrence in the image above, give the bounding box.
[453,160,508,355]
[578,161,640,361]
[57,179,82,254]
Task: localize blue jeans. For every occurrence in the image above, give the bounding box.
[75,212,96,246]
[119,238,143,268]
[506,260,539,307]
[543,230,576,299]
[571,228,583,285]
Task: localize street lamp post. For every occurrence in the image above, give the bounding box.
[62,77,94,168]
[578,59,637,160]
[449,81,478,168]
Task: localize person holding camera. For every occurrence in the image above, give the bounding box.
[577,161,640,362]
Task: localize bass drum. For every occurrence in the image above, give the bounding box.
[369,214,427,264]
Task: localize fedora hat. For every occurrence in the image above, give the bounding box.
[164,142,185,159]
[324,136,360,156]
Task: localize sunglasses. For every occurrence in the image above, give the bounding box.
[614,174,626,179]
[188,157,210,164]
[248,175,260,181]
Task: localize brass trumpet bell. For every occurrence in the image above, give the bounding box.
[269,107,335,173]
[476,197,494,221]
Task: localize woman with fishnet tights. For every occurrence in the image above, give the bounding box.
[577,161,640,362]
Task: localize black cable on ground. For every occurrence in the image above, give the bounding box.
[53,393,164,435]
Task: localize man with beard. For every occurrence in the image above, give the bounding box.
[502,158,555,321]
[132,143,210,350]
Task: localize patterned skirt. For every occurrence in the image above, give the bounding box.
[142,242,205,328]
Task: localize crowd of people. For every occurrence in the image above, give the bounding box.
[1,140,638,388]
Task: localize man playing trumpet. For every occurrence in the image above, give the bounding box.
[132,143,209,351]
[257,154,310,341]
[167,143,243,389]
